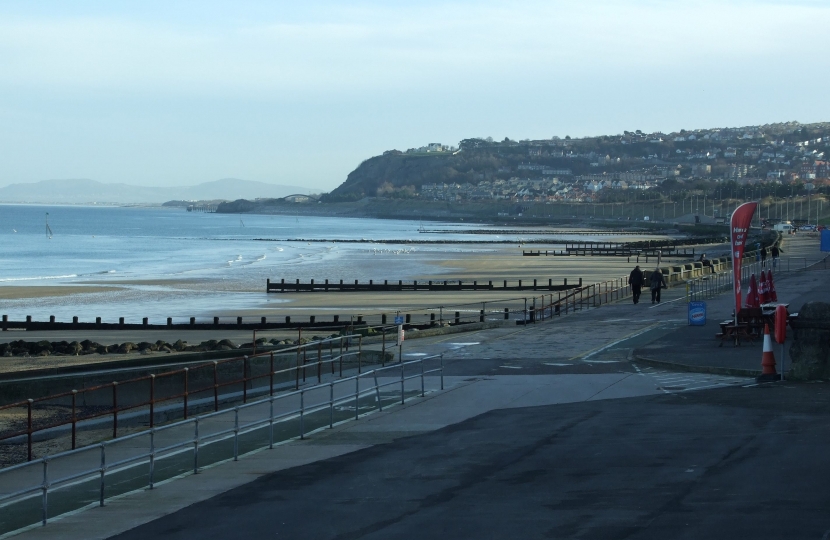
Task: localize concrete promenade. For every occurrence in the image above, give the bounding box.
[7,235,830,539]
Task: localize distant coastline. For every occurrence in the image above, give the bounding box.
[0,178,315,205]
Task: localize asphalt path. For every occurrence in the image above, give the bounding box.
[109,381,830,540]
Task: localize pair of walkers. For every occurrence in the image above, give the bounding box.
[628,265,666,304]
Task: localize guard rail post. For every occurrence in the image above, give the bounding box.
[41,458,48,526]
[184,367,190,417]
[269,396,275,449]
[212,363,219,411]
[233,408,239,460]
[330,382,335,427]
[421,358,425,397]
[354,376,360,420]
[300,390,305,439]
[99,444,106,507]
[149,374,157,426]
[317,342,322,383]
[440,354,444,390]
[193,418,199,474]
[295,347,301,389]
[149,430,155,488]
[269,352,275,396]
[112,382,118,439]
[71,390,77,449]
[400,360,405,404]
[373,371,382,412]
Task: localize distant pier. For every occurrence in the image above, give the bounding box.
[187,205,217,213]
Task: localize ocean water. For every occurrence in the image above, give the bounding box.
[0,204,653,321]
[0,205,495,284]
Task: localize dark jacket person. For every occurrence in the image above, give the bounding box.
[650,269,667,304]
[628,266,644,304]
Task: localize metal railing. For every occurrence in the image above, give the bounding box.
[0,354,444,534]
[527,277,633,321]
[0,286,627,466]
[686,271,733,302]
[686,255,829,303]
[0,334,371,464]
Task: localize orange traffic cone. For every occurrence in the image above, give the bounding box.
[757,324,781,382]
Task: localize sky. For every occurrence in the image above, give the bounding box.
[1,0,828,191]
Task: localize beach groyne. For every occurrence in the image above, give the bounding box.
[0,315,364,332]
[266,277,582,293]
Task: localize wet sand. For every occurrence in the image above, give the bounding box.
[0,285,123,300]
[0,242,727,318]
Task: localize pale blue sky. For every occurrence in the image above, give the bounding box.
[1,0,828,191]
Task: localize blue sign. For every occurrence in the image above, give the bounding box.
[821,229,830,252]
[394,316,404,325]
[688,301,707,326]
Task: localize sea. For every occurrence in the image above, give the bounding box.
[0,204,656,322]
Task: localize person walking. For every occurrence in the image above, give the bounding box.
[650,269,666,304]
[760,246,768,268]
[628,265,644,304]
[771,245,781,269]
[698,253,710,272]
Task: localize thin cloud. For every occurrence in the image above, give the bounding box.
[0,0,828,188]
[1,1,827,95]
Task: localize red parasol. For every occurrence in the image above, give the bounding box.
[759,270,769,304]
[745,273,760,309]
[767,270,778,302]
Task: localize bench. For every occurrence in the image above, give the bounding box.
[716,322,755,347]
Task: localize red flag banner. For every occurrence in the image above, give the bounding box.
[731,202,758,316]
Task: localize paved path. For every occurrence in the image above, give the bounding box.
[97,382,830,540]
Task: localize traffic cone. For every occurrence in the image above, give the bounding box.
[756,324,781,382]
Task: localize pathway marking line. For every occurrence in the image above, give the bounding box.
[647,296,689,309]
[570,323,661,362]
[677,382,744,392]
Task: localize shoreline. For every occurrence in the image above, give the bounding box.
[0,243,723,322]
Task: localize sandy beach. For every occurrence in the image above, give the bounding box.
[0,240,732,321]
[217,240,731,316]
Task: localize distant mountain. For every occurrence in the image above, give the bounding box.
[0,178,314,204]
